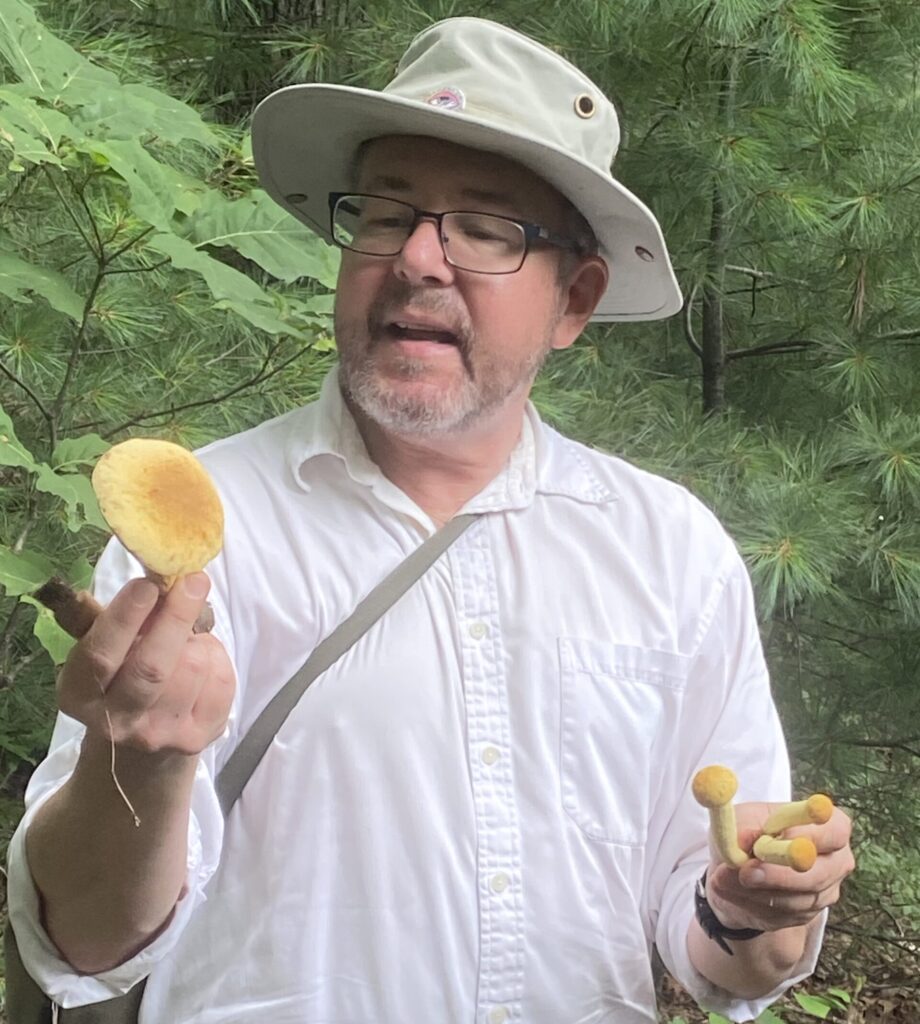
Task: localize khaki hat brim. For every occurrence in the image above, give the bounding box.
[252,84,683,322]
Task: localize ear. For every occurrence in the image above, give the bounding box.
[550,255,610,350]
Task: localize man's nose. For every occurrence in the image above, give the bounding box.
[392,217,454,285]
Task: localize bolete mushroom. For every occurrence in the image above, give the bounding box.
[692,765,750,868]
[762,794,834,836]
[35,438,224,639]
[92,437,224,593]
[752,835,818,873]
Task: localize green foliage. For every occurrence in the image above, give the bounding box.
[0,0,336,804]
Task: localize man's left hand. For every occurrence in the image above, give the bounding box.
[706,801,856,933]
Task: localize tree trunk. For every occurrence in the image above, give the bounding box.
[702,180,726,415]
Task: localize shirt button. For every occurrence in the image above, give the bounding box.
[488,1009,509,1024]
[469,621,488,640]
[481,745,500,765]
[490,872,510,894]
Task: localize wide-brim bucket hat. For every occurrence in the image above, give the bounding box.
[252,17,682,322]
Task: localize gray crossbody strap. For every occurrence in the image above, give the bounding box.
[215,512,480,816]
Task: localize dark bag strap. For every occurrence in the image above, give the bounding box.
[4,513,480,1024]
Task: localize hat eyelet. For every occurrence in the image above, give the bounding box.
[574,93,596,119]
[635,246,655,262]
[286,193,309,204]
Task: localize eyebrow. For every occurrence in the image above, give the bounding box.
[359,176,524,214]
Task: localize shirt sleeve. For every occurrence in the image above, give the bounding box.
[645,545,826,1022]
[4,537,229,1009]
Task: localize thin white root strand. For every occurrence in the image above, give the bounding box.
[101,698,141,828]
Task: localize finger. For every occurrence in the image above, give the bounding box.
[737,844,854,893]
[113,573,211,713]
[60,578,160,704]
[783,808,852,854]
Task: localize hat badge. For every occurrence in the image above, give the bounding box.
[425,87,465,111]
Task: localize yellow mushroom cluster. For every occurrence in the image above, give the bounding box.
[692,765,833,873]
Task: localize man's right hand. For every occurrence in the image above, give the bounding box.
[57,572,236,757]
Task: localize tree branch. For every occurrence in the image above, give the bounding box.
[682,284,703,358]
[726,339,816,361]
[0,358,53,427]
[89,340,315,436]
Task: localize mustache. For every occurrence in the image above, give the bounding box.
[365,285,473,355]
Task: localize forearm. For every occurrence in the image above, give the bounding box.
[25,730,198,974]
[687,914,819,1000]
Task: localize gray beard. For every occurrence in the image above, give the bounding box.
[335,293,557,438]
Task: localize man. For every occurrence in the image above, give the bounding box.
[7,17,853,1024]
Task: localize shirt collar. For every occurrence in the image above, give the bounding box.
[285,367,616,515]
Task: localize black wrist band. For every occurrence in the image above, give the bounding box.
[694,870,764,956]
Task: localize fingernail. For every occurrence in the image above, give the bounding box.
[132,580,158,606]
[743,868,766,886]
[183,573,209,598]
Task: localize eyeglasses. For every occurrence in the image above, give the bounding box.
[328,192,581,275]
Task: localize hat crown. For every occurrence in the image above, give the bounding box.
[383,18,620,178]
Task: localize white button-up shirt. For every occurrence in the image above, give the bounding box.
[8,369,823,1023]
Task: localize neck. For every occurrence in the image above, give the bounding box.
[347,395,529,528]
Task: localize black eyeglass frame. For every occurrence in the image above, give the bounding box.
[328,192,582,275]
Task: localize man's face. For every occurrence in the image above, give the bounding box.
[333,135,591,438]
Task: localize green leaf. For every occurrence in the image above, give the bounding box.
[67,554,94,590]
[0,403,38,469]
[20,593,76,665]
[31,464,108,532]
[0,545,55,596]
[0,251,84,320]
[187,188,340,288]
[793,992,833,1018]
[52,433,110,470]
[0,0,216,148]
[756,1009,786,1024]
[79,139,181,231]
[147,233,307,336]
[0,108,60,166]
[0,86,76,154]
[826,987,851,1004]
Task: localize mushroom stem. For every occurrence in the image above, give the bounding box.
[33,578,102,639]
[752,835,817,873]
[762,794,834,836]
[33,576,214,638]
[692,765,750,868]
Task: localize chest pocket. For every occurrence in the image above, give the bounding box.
[558,637,690,846]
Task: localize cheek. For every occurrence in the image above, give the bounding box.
[468,272,560,348]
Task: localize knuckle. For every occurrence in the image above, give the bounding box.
[130,654,168,687]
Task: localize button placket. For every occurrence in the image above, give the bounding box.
[450,524,524,1021]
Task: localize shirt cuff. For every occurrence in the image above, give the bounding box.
[6,757,223,1010]
[661,876,828,1023]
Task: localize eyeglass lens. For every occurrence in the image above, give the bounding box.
[332,195,526,273]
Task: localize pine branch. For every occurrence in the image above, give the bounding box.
[726,340,816,361]
[0,358,53,427]
[88,340,315,436]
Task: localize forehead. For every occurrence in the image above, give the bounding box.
[355,135,568,217]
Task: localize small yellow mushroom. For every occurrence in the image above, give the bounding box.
[92,438,224,592]
[752,835,818,873]
[762,794,834,836]
[692,765,750,868]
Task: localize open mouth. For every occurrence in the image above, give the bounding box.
[385,320,460,345]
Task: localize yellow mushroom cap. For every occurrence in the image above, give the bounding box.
[806,794,834,825]
[692,765,739,808]
[92,438,224,587]
[786,837,818,872]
